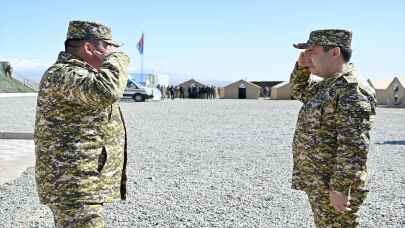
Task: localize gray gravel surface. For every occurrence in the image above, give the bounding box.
[0,96,36,132]
[0,98,404,227]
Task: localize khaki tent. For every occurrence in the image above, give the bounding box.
[385,77,405,107]
[216,87,224,98]
[250,81,283,97]
[367,79,391,105]
[177,79,207,98]
[270,81,292,100]
[223,80,261,99]
[367,77,405,107]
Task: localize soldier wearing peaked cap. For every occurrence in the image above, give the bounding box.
[289,29,376,227]
[34,20,130,228]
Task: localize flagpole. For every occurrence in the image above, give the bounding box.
[141,33,144,84]
[141,52,143,84]
[137,33,144,84]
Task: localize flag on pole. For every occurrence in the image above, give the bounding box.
[137,33,144,54]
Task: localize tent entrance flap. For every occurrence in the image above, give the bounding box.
[239,88,246,99]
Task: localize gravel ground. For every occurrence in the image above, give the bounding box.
[0,96,36,132]
[0,98,404,227]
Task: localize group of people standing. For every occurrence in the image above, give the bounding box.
[157,84,217,99]
[187,85,217,99]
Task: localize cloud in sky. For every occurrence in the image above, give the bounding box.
[0,57,50,71]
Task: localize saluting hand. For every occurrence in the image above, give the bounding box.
[329,190,352,213]
[297,50,313,68]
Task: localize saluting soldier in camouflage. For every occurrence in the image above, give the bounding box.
[34,20,130,228]
[290,29,376,227]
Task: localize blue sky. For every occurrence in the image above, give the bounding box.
[1,0,404,82]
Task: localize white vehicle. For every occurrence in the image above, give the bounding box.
[122,79,152,102]
[122,79,162,102]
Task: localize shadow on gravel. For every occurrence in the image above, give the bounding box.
[376,140,405,145]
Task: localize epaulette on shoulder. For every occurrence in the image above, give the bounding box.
[67,59,98,73]
[333,78,359,96]
[342,74,358,85]
[48,63,66,73]
[334,74,356,88]
[334,76,348,87]
[358,81,377,99]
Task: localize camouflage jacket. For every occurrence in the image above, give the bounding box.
[290,63,376,193]
[34,51,130,205]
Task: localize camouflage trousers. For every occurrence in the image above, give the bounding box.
[305,186,368,228]
[48,203,105,228]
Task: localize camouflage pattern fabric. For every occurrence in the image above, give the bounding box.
[66,20,122,47]
[306,185,368,228]
[34,51,130,205]
[293,29,352,49]
[289,63,376,226]
[49,203,105,228]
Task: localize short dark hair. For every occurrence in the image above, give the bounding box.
[322,45,352,63]
[64,39,100,55]
[340,47,352,63]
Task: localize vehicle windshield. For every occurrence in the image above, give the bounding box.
[127,79,139,89]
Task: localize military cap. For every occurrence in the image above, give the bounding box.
[66,20,122,47]
[293,29,352,49]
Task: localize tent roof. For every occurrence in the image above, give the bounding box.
[177,79,206,87]
[367,79,392,90]
[397,77,405,87]
[272,81,289,88]
[224,79,262,89]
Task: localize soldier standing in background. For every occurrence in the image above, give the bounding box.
[290,29,376,227]
[170,85,175,99]
[2,62,13,79]
[34,20,130,228]
[166,85,170,99]
[179,86,184,98]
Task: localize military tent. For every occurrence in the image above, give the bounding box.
[222,79,261,99]
[270,81,292,100]
[385,77,405,107]
[367,79,392,105]
[177,79,207,98]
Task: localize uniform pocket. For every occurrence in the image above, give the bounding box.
[97,147,107,173]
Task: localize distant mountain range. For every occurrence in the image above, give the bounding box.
[14,68,46,83]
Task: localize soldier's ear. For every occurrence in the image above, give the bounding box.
[331,47,341,58]
[82,42,95,57]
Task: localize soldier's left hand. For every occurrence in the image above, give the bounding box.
[329,190,351,213]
